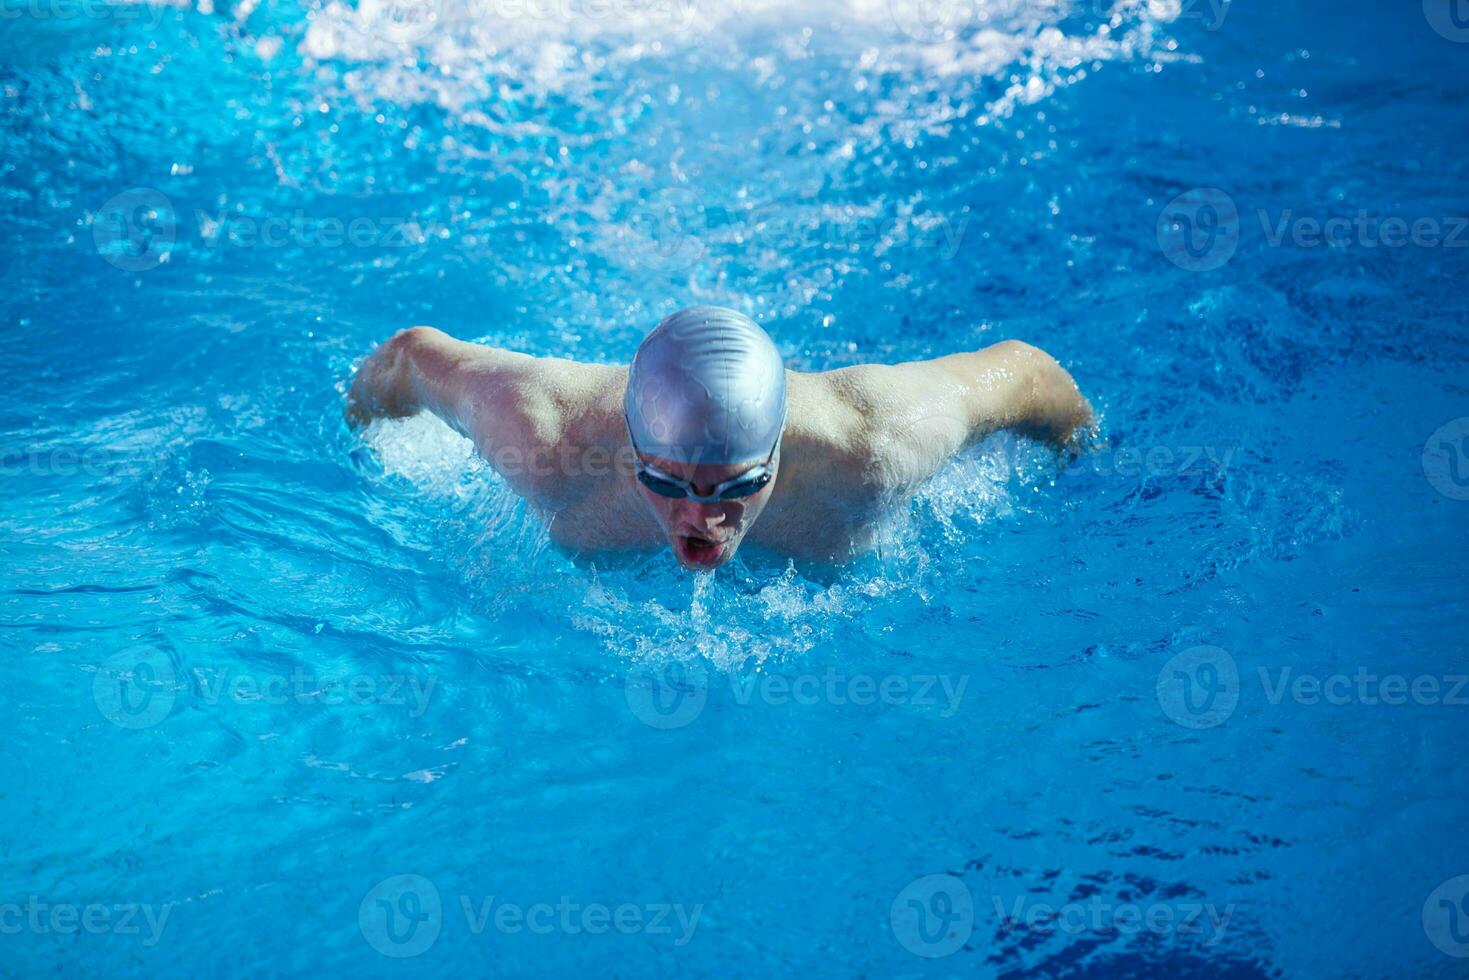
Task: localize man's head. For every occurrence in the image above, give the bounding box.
[624,306,787,570]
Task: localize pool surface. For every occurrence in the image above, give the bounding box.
[3,0,1468,975]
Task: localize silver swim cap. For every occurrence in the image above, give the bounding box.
[624,306,787,466]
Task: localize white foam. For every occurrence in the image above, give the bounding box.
[359,414,1055,671]
[300,0,1185,120]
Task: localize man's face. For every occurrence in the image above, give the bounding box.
[633,451,779,570]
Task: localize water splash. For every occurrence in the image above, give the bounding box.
[299,0,1186,119]
[360,413,1053,669]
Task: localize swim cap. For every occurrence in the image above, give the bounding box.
[624,306,787,466]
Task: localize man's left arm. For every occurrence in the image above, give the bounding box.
[936,340,1094,448]
[834,340,1094,494]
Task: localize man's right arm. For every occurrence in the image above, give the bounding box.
[346,327,552,471]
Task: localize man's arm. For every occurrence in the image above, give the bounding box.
[827,339,1094,490]
[346,327,560,482]
[931,339,1094,447]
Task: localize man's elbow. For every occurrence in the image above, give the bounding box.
[990,340,1094,446]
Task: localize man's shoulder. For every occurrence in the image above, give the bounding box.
[784,363,973,498]
[464,351,621,438]
[788,365,965,461]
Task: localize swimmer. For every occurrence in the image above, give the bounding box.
[346,306,1093,569]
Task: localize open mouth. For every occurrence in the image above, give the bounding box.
[674,534,728,569]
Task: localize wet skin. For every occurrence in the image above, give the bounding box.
[346,326,1094,568]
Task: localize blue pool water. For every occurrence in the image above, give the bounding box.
[4,0,1469,974]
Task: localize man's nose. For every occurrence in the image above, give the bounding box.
[677,501,730,528]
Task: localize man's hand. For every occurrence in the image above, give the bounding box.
[963,339,1094,448]
[345,327,425,428]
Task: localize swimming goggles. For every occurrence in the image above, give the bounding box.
[625,415,780,503]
